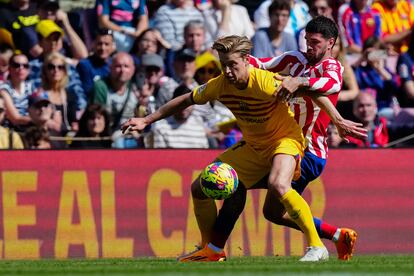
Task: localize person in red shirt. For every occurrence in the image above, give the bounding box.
[349,92,389,147]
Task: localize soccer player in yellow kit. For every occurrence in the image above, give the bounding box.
[122,35,328,261]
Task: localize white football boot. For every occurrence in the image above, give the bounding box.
[299,246,329,262]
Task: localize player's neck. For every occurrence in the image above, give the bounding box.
[308,54,333,66]
[234,79,249,90]
[234,70,250,90]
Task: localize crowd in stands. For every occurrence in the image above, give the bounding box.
[0,0,413,150]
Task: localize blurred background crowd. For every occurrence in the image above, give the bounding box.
[0,0,413,150]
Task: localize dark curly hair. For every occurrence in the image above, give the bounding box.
[305,16,338,42]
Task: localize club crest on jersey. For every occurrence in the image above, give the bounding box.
[326,63,338,71]
[239,101,249,111]
[196,84,207,95]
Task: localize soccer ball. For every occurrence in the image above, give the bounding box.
[199,162,238,200]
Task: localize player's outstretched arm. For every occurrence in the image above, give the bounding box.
[121,92,194,133]
[309,94,368,142]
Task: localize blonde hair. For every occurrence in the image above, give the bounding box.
[41,52,68,91]
[212,35,252,57]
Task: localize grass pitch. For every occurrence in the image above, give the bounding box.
[0,255,413,275]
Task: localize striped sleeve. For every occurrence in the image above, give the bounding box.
[308,59,343,95]
[249,52,297,73]
[96,0,109,16]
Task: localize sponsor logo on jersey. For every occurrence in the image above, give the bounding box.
[196,84,207,95]
[239,101,249,111]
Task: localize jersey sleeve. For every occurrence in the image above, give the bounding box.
[192,75,223,104]
[96,0,110,16]
[249,52,291,73]
[137,0,147,16]
[307,60,343,95]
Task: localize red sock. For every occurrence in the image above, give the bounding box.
[314,217,338,240]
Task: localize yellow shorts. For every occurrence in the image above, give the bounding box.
[217,138,303,189]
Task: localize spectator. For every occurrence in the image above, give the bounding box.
[0,44,13,82]
[353,37,399,119]
[70,103,112,149]
[131,28,171,66]
[38,52,78,133]
[252,0,298,58]
[153,0,203,51]
[254,0,311,36]
[0,53,34,127]
[23,125,51,149]
[298,0,333,52]
[396,29,414,107]
[76,29,115,96]
[166,20,207,78]
[149,84,209,148]
[196,0,255,46]
[181,20,207,56]
[29,19,86,111]
[326,123,352,148]
[135,53,177,109]
[348,92,389,147]
[25,93,65,148]
[339,0,381,54]
[0,0,42,58]
[172,48,198,88]
[372,0,414,54]
[194,51,221,85]
[91,52,138,147]
[332,34,359,119]
[310,0,333,18]
[0,94,24,149]
[96,0,148,52]
[37,0,88,61]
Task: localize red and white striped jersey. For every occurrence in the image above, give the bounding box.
[249,51,344,159]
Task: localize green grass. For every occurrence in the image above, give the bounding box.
[0,256,413,275]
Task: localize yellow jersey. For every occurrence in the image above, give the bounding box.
[372,0,414,53]
[192,67,304,150]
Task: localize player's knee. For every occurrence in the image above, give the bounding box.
[191,176,207,199]
[268,177,290,197]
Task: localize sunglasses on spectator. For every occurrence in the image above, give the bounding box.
[10,62,29,69]
[47,64,66,71]
[198,67,217,75]
[0,107,4,113]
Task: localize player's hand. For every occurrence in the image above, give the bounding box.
[336,119,368,143]
[274,75,300,102]
[121,117,148,134]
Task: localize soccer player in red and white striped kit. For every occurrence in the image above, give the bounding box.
[249,16,359,260]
